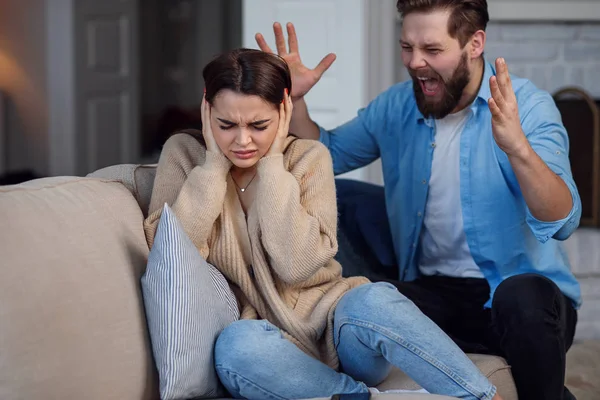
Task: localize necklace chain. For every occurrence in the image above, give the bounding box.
[231,172,257,192]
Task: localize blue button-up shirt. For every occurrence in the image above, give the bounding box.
[319,60,582,308]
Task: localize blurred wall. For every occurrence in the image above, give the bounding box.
[0,0,49,176]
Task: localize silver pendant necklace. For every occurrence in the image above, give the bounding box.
[231,172,257,192]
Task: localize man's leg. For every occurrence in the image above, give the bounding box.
[391,276,496,355]
[214,319,369,400]
[335,179,398,281]
[491,273,578,400]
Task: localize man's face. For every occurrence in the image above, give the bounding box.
[400,9,472,119]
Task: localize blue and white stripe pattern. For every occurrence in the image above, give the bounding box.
[141,204,239,400]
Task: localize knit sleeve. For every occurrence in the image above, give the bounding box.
[143,133,231,259]
[254,141,338,285]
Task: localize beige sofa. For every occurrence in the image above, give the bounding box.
[0,163,518,400]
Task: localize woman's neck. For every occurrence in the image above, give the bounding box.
[231,165,258,185]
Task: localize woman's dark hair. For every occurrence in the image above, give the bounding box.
[203,48,292,106]
[171,48,293,146]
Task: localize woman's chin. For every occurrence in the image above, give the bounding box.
[229,157,260,170]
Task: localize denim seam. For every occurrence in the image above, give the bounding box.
[337,317,496,400]
[215,365,287,400]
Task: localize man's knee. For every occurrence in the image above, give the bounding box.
[492,273,563,326]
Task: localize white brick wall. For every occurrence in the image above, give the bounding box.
[564,229,600,340]
[484,22,600,98]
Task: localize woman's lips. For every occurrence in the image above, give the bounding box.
[232,150,258,160]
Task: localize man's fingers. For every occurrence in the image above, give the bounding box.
[255,33,273,53]
[495,58,515,101]
[287,23,299,54]
[489,75,506,111]
[273,22,288,55]
[488,97,502,121]
[314,53,337,78]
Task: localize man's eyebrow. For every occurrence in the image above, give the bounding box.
[400,39,444,48]
[423,42,443,48]
[217,118,235,124]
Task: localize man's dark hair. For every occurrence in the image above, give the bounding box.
[396,0,489,47]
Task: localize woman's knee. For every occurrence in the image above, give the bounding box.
[215,319,278,369]
[336,282,413,322]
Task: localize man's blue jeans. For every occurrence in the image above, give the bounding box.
[214,282,497,400]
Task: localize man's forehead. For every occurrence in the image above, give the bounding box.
[401,10,451,39]
[401,23,451,46]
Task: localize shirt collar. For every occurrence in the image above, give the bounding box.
[415,59,495,123]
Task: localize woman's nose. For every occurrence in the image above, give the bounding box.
[236,128,252,146]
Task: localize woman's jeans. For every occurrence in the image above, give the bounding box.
[214,282,497,400]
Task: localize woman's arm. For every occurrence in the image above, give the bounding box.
[144,133,231,259]
[255,141,339,285]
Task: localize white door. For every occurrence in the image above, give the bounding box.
[242,0,371,182]
[74,0,139,175]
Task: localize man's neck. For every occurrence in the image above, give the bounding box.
[452,58,485,113]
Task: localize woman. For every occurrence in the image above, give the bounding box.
[144,48,501,400]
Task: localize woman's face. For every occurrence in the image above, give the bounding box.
[210,89,280,169]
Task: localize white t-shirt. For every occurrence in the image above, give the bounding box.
[418,107,484,279]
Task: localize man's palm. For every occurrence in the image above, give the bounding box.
[255,22,336,99]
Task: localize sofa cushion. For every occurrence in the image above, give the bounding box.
[0,177,158,400]
[142,204,239,399]
[88,164,156,217]
[376,354,517,400]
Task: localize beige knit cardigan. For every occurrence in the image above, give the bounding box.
[143,132,369,370]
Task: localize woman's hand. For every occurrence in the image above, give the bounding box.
[201,93,219,153]
[267,89,293,156]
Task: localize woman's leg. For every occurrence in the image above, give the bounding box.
[214,319,369,400]
[334,282,498,400]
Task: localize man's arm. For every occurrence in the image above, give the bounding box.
[256,22,383,174]
[508,140,573,222]
[488,57,581,241]
[289,97,320,140]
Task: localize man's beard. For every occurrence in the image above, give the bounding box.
[410,53,470,119]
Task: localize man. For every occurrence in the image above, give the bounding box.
[255,1,581,399]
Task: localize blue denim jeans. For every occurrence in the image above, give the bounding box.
[214,282,496,400]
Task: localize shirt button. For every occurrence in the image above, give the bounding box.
[417,212,422,217]
[412,243,417,248]
[422,180,427,185]
[431,142,436,148]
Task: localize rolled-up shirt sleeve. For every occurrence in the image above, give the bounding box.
[318,89,395,175]
[521,90,582,242]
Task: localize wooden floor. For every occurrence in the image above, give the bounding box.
[566,340,600,400]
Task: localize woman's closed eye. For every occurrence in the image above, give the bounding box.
[252,124,269,131]
[217,118,270,131]
[218,123,269,131]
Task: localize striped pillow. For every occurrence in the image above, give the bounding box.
[141,204,239,400]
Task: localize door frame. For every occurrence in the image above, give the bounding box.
[47,0,77,176]
[364,0,397,185]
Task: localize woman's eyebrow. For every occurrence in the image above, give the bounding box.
[216,118,236,124]
[251,119,271,125]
